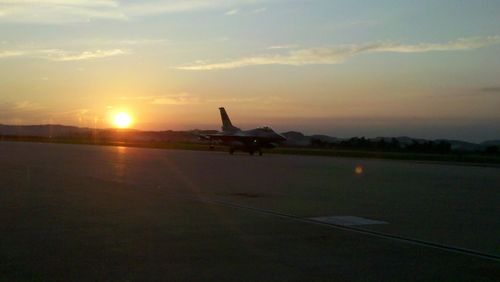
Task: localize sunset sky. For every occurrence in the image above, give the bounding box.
[1,0,499,142]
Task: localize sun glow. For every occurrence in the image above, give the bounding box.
[113,112,133,128]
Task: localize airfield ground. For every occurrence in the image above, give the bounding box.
[0,142,499,281]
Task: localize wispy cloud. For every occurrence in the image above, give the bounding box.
[40,49,128,61]
[225,9,239,16]
[207,95,285,104]
[0,48,129,61]
[178,36,500,70]
[0,50,24,58]
[118,93,285,105]
[0,0,125,23]
[11,101,44,112]
[124,0,267,17]
[69,38,169,46]
[51,108,91,117]
[0,0,118,7]
[0,0,271,23]
[0,101,99,126]
[251,7,267,13]
[150,93,200,105]
[0,101,46,124]
[112,39,168,46]
[119,93,200,105]
[267,44,298,50]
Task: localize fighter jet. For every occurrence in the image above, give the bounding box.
[202,107,286,155]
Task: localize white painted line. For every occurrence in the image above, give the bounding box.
[311,216,388,226]
[192,197,500,262]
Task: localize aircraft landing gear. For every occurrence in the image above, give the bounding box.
[258,150,263,156]
[229,148,235,155]
[249,150,255,155]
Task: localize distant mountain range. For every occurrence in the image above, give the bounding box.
[1,124,499,151]
[281,131,500,151]
[0,124,214,143]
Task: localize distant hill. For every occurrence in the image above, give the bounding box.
[372,136,427,146]
[0,124,90,137]
[0,124,204,143]
[281,131,498,152]
[281,131,311,146]
[310,134,342,143]
[436,139,481,151]
[481,140,500,147]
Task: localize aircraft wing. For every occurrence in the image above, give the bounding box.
[206,134,283,147]
[205,132,264,140]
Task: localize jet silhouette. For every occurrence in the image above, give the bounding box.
[202,107,286,155]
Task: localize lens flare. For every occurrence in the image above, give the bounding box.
[355,165,364,175]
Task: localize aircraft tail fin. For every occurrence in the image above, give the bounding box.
[219,107,240,132]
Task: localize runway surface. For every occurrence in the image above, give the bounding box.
[1,142,499,281]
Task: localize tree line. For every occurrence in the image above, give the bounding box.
[310,137,452,153]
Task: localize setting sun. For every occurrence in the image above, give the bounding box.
[113,112,133,128]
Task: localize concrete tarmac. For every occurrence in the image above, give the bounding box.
[1,142,499,281]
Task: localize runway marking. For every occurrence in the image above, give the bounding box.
[190,196,500,262]
[311,216,387,226]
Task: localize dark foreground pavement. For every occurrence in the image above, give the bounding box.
[1,142,499,281]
